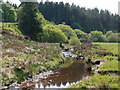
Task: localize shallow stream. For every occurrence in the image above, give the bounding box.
[7,51,92,89]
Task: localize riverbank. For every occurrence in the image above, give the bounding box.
[5,58,92,89]
[68,42,119,89]
[1,27,64,87]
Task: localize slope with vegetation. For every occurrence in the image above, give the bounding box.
[1,23,64,85]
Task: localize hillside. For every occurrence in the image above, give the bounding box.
[1,23,64,86]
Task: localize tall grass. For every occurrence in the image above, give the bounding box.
[3,23,23,35]
[92,42,118,55]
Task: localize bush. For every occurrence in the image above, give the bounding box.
[74,29,91,42]
[106,31,113,37]
[90,30,105,42]
[69,36,81,46]
[101,35,107,42]
[38,24,67,43]
[107,33,118,42]
[56,24,77,40]
[74,29,85,39]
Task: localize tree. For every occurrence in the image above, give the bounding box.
[0,9,3,22]
[69,36,81,46]
[105,31,113,37]
[74,29,91,42]
[74,29,85,39]
[38,1,119,33]
[90,30,105,42]
[18,1,44,40]
[12,3,17,9]
[0,2,16,22]
[107,33,118,42]
[56,24,77,40]
[38,24,67,43]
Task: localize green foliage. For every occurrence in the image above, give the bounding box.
[106,31,113,37]
[14,68,28,84]
[0,2,17,22]
[107,33,118,42]
[101,35,107,42]
[3,23,23,35]
[0,9,3,21]
[38,24,67,43]
[90,30,105,42]
[69,73,119,88]
[38,1,118,33]
[69,36,81,46]
[18,2,45,40]
[74,29,91,42]
[56,24,77,40]
[71,22,83,29]
[74,29,85,39]
[2,27,63,85]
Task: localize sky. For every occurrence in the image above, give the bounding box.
[3,0,120,14]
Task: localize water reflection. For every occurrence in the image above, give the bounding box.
[21,60,91,89]
[9,60,92,89]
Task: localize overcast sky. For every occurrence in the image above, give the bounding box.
[3,0,120,14]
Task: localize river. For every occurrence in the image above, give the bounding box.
[8,59,92,89]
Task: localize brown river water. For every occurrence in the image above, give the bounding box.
[8,59,92,89]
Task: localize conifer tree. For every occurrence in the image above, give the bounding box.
[18,1,43,40]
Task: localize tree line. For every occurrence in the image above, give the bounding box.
[0,1,119,45]
[38,1,119,33]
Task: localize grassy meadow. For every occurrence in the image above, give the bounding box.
[68,42,119,89]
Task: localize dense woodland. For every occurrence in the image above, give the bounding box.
[0,1,119,44]
[38,1,119,33]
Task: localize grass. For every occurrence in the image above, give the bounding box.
[99,58,119,71]
[1,23,119,88]
[1,25,63,86]
[3,23,23,35]
[68,42,119,89]
[68,73,119,89]
[92,42,119,71]
[92,42,118,55]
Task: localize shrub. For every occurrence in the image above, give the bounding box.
[106,31,113,37]
[38,24,67,43]
[90,30,105,42]
[107,33,118,42]
[56,24,77,40]
[74,29,91,42]
[69,36,81,46]
[74,29,85,39]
